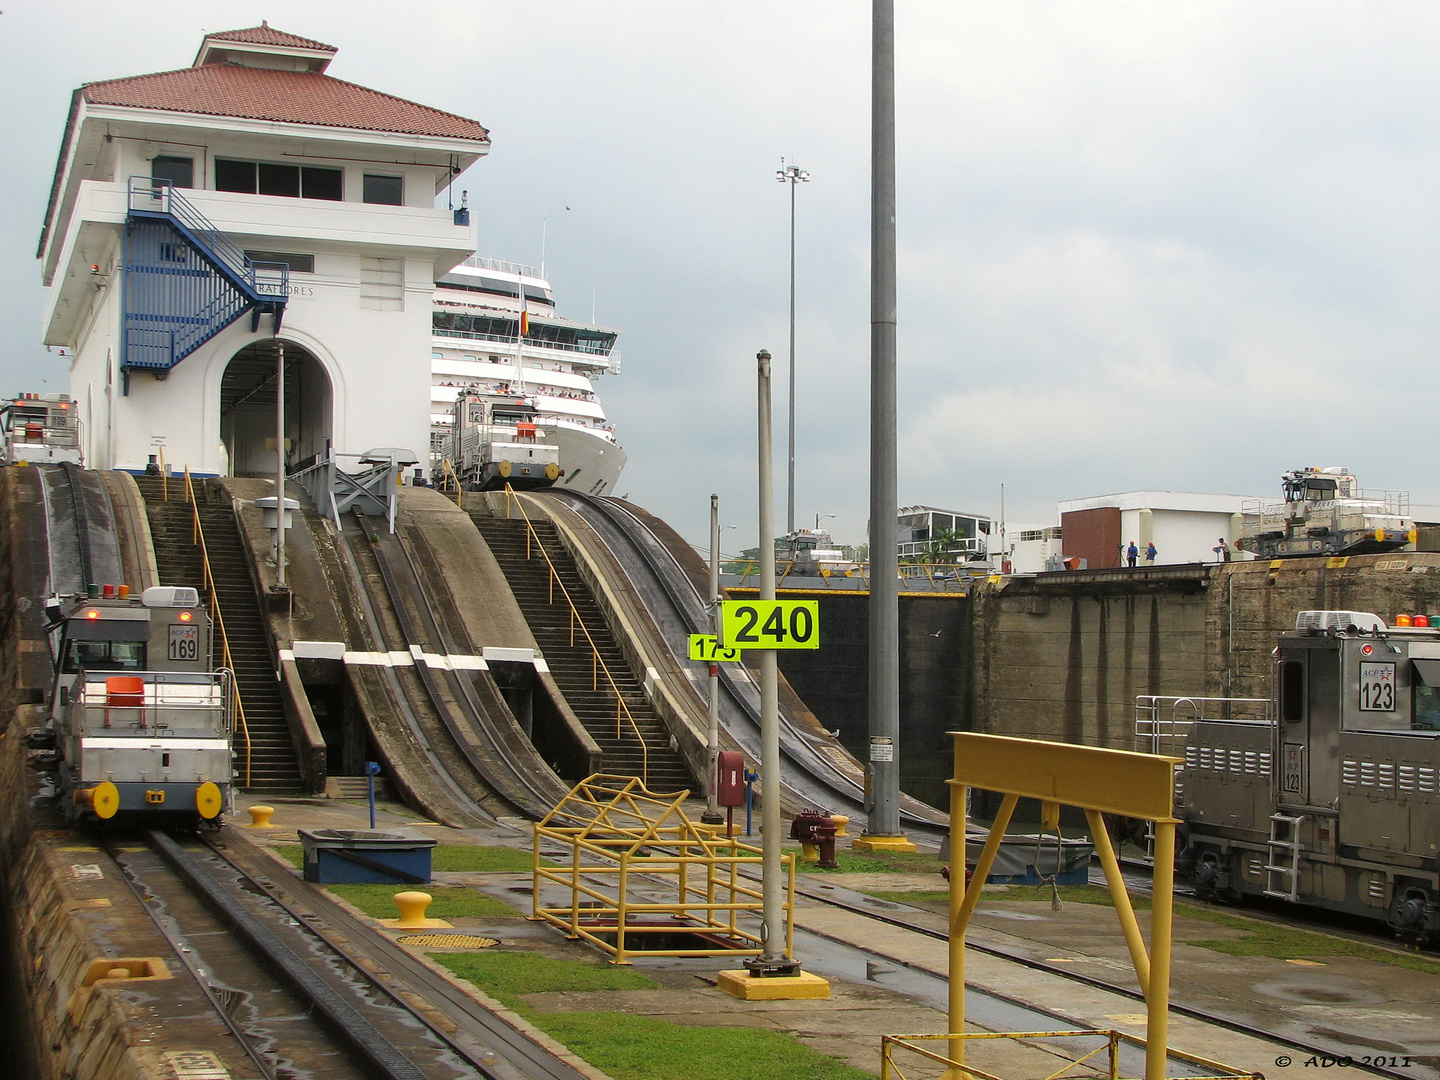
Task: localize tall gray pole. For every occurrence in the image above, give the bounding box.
[756,348,789,965]
[867,0,902,840]
[701,493,725,826]
[275,339,287,590]
[787,176,797,537]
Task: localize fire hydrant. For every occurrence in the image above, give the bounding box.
[789,809,839,869]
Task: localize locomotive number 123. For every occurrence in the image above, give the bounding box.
[1359,661,1396,712]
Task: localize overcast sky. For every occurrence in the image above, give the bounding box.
[5,2,1440,553]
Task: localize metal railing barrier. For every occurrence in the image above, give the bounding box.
[183,469,251,785]
[532,774,793,965]
[504,487,650,784]
[880,1030,1262,1080]
[1133,694,1274,758]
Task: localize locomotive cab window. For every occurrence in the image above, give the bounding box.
[1413,659,1440,732]
[1279,659,1306,724]
[64,640,145,672]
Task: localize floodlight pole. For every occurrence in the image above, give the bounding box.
[755,348,788,967]
[777,161,809,536]
[867,0,902,841]
[701,493,725,826]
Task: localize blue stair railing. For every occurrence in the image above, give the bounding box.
[122,177,288,389]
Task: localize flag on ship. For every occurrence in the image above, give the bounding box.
[520,310,530,336]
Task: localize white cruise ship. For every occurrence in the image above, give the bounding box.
[430,257,626,496]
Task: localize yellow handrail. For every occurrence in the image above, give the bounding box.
[505,487,649,785]
[440,459,463,506]
[183,469,252,787]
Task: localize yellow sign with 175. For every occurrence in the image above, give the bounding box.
[719,600,820,651]
[687,635,741,662]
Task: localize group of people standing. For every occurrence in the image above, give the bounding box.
[1124,540,1158,567]
[1122,538,1232,566]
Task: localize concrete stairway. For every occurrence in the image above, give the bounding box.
[134,476,302,793]
[472,513,693,793]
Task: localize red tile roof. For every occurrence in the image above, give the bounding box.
[203,24,336,52]
[82,64,489,142]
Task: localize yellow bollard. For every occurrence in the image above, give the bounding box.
[393,891,434,928]
[801,840,820,863]
[245,805,275,828]
[830,814,850,838]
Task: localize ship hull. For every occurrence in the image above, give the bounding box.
[552,426,626,496]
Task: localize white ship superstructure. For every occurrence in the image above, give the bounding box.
[431,258,626,496]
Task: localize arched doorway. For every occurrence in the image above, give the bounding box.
[220,340,332,476]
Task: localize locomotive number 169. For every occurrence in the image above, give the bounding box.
[168,624,199,662]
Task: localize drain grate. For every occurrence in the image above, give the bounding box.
[397,934,498,949]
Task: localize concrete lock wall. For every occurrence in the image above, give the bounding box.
[773,592,972,811]
[969,568,1213,751]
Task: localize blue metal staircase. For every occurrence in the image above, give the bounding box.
[122,177,288,391]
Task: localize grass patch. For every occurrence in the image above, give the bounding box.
[326,883,515,919]
[434,952,871,1080]
[433,845,549,872]
[432,950,658,1008]
[272,843,549,873]
[1175,903,1440,974]
[798,848,944,875]
[864,889,952,905]
[534,1011,875,1080]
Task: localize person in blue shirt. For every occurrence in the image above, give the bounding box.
[1126,541,1138,567]
[1145,541,1157,564]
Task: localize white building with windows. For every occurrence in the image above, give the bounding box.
[896,505,992,562]
[39,24,488,475]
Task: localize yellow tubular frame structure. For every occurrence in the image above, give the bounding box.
[925,732,1260,1080]
[182,469,250,786]
[503,487,649,784]
[532,774,793,965]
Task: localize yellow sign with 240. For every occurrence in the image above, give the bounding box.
[719,600,820,650]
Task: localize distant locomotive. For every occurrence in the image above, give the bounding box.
[1,392,82,466]
[1155,610,1440,944]
[37,585,234,826]
[438,389,561,491]
[1238,467,1414,560]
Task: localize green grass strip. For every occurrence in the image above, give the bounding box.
[433,950,658,1007]
[852,877,1440,975]
[534,1011,876,1080]
[326,883,515,919]
[798,849,945,875]
[1175,903,1440,974]
[433,953,873,1080]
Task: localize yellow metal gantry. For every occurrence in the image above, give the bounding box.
[900,732,1261,1080]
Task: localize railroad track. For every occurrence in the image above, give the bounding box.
[108,829,588,1080]
[525,832,1431,1080]
[536,489,948,839]
[784,878,1433,1080]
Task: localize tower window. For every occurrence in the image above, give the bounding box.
[216,159,343,201]
[363,174,404,206]
[151,156,193,189]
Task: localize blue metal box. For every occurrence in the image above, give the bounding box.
[297,828,437,884]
